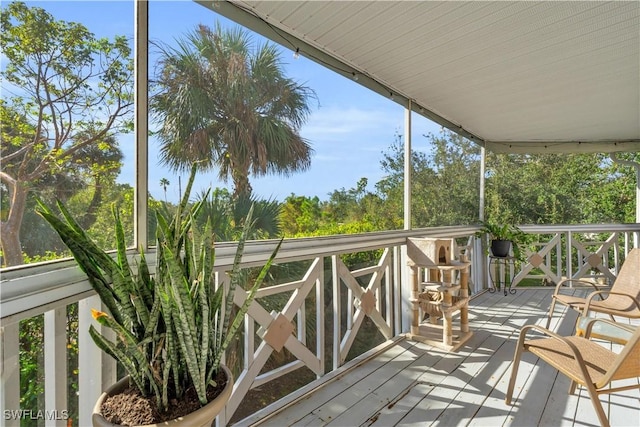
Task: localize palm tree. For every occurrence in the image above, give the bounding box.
[194,188,281,241]
[159,178,170,201]
[151,24,316,198]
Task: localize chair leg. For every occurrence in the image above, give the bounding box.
[584,383,609,427]
[505,340,525,405]
[568,380,577,395]
[546,299,556,329]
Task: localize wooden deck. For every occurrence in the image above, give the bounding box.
[236,288,640,427]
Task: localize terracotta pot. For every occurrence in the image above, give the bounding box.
[92,365,233,427]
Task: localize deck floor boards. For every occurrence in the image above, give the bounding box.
[240,289,640,427]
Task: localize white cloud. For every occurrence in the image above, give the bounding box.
[302,105,403,141]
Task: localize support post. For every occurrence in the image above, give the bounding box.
[78,296,102,427]
[404,100,412,230]
[476,144,487,290]
[401,101,413,332]
[134,0,149,250]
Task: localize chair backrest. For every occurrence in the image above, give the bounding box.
[604,324,640,386]
[610,248,640,299]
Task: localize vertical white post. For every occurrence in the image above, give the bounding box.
[1,322,20,427]
[567,231,574,279]
[404,101,412,230]
[331,255,341,370]
[476,144,487,290]
[101,327,117,393]
[78,295,102,427]
[556,238,562,282]
[384,252,392,332]
[298,305,306,345]
[316,258,325,378]
[346,288,353,330]
[44,308,68,427]
[401,101,413,332]
[134,0,149,250]
[244,315,255,370]
[393,246,401,334]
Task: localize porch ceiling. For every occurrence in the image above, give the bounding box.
[197,1,640,154]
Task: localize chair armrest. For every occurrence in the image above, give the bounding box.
[517,324,593,383]
[584,291,640,314]
[552,278,601,297]
[520,324,563,339]
[518,324,586,360]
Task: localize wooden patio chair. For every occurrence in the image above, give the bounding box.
[506,319,640,427]
[546,248,640,328]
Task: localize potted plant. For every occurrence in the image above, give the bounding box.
[37,165,281,427]
[475,220,526,260]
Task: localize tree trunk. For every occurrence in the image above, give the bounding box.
[80,174,103,229]
[1,182,28,266]
[231,164,252,198]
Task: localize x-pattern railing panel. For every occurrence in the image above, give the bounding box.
[513,233,563,286]
[500,231,629,291]
[223,257,324,422]
[332,248,394,369]
[570,232,619,282]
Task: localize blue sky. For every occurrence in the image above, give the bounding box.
[19,1,442,203]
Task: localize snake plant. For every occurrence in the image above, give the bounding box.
[36,164,281,412]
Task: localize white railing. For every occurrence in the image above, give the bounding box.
[506,224,639,291]
[1,224,638,426]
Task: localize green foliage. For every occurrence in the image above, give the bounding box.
[37,165,282,414]
[0,1,133,266]
[483,152,639,225]
[475,220,527,260]
[22,251,64,264]
[377,131,481,227]
[280,195,323,236]
[19,316,44,424]
[195,188,282,241]
[475,220,524,241]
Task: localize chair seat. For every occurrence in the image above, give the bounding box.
[553,294,589,308]
[525,336,614,386]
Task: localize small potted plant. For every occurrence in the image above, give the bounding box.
[37,164,281,426]
[475,220,526,260]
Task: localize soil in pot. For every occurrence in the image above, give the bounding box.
[100,369,228,426]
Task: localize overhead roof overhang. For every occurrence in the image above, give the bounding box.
[196,1,640,154]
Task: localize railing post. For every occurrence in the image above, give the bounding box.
[331,255,340,370]
[317,257,325,377]
[0,322,20,427]
[393,246,401,335]
[44,307,68,427]
[78,295,103,426]
[384,250,392,334]
[101,327,117,395]
[472,236,485,293]
[400,245,412,333]
[567,231,573,279]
